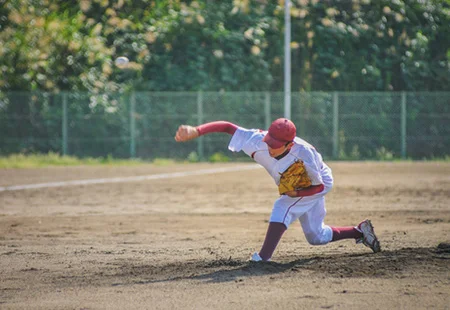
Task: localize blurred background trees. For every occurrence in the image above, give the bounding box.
[0,0,449,159]
[1,0,449,93]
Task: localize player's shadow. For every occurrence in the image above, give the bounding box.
[112,245,449,286]
[190,258,316,283]
[126,257,318,285]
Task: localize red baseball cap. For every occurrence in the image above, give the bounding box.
[263,118,296,148]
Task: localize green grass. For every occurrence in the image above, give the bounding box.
[152,158,178,166]
[1,152,449,169]
[0,153,147,168]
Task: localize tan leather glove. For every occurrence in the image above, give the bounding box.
[278,160,312,195]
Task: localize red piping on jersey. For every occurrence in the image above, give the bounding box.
[292,184,324,197]
[282,197,304,224]
[196,121,238,136]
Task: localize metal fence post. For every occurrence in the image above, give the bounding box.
[298,94,304,137]
[197,90,204,159]
[332,92,339,159]
[62,92,68,156]
[130,92,136,158]
[401,91,407,159]
[284,0,291,120]
[264,92,271,129]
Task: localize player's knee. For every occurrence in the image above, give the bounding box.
[304,233,328,245]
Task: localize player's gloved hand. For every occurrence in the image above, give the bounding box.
[278,160,312,195]
[175,125,199,142]
[283,190,298,197]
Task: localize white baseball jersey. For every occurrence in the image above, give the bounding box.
[228,127,333,189]
[228,127,334,244]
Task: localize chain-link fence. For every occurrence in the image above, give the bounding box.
[0,91,449,160]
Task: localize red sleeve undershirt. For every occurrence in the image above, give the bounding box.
[196,121,238,136]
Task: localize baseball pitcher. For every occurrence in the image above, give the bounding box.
[175,118,381,261]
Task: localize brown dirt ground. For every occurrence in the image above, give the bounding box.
[0,162,449,310]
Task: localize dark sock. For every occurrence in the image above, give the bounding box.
[330,226,363,242]
[258,222,287,261]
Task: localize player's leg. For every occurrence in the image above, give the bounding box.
[331,220,381,252]
[252,196,317,261]
[299,199,381,252]
[256,222,287,261]
[329,225,363,241]
[298,197,333,245]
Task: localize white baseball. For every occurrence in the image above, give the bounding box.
[115,56,129,68]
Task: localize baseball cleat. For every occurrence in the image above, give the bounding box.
[250,252,263,262]
[250,252,271,262]
[357,219,381,253]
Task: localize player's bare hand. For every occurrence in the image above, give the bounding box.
[175,125,199,142]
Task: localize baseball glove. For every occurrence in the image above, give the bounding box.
[278,160,312,195]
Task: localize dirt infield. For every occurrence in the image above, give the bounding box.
[0,162,449,309]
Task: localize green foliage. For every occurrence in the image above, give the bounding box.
[187,151,200,163]
[290,0,450,91]
[375,147,395,160]
[339,144,361,161]
[0,0,448,92]
[0,1,448,162]
[208,152,230,163]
